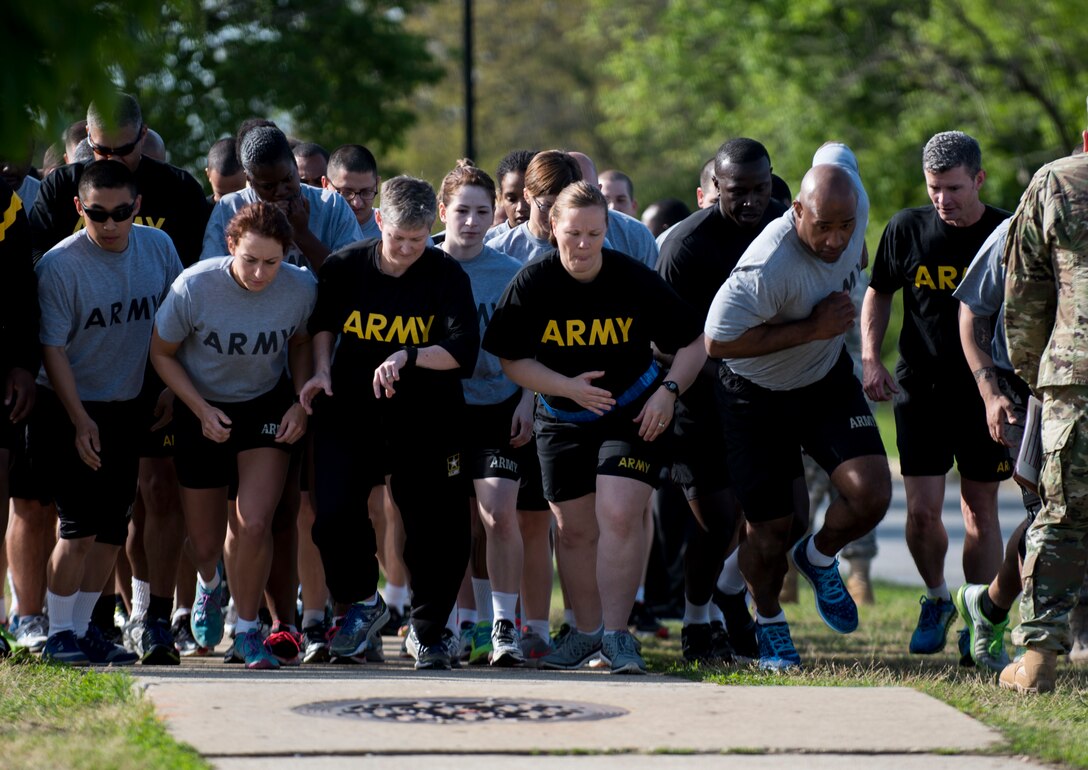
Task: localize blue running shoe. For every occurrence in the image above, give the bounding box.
[329,595,389,659]
[192,577,225,650]
[791,535,858,634]
[540,626,602,670]
[236,628,279,670]
[42,630,90,666]
[909,596,956,654]
[468,620,493,665]
[755,622,802,671]
[79,624,138,666]
[600,630,647,675]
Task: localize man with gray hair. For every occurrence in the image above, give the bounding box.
[862,131,1011,659]
[301,175,478,670]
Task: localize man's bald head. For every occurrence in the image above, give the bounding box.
[793,164,858,263]
[569,152,598,185]
[143,128,166,161]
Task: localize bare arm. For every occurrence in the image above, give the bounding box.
[635,334,707,442]
[150,328,232,443]
[500,358,616,416]
[958,304,1016,446]
[299,330,335,412]
[373,345,459,399]
[860,286,898,401]
[706,291,854,359]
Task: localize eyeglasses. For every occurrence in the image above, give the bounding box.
[86,126,146,158]
[329,182,378,203]
[532,197,555,213]
[80,201,136,223]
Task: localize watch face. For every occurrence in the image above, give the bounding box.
[664,380,679,394]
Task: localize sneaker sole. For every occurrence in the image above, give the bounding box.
[490,649,526,667]
[141,645,181,666]
[304,647,331,664]
[791,544,857,635]
[609,661,647,675]
[245,658,280,670]
[540,649,601,670]
[178,646,210,658]
[414,660,451,670]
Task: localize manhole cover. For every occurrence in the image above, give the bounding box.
[294,697,628,724]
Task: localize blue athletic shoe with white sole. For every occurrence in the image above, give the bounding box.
[755,622,802,672]
[192,578,226,649]
[909,596,956,654]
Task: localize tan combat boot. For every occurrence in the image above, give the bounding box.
[1069,603,1088,663]
[846,558,875,605]
[999,649,1057,694]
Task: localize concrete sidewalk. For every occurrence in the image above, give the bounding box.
[135,652,1040,770]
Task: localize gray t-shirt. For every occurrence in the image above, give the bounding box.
[952,217,1012,371]
[486,220,513,242]
[359,209,381,241]
[607,209,659,269]
[452,245,523,406]
[36,226,182,401]
[155,257,317,403]
[201,185,362,268]
[485,222,554,264]
[705,143,869,391]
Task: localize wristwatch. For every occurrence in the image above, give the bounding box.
[662,380,680,396]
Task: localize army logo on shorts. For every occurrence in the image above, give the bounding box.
[447,453,461,477]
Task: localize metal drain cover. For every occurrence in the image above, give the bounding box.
[294,697,628,724]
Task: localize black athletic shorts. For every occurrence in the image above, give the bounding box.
[28,388,140,545]
[138,365,176,458]
[465,393,549,511]
[669,376,731,501]
[715,349,886,523]
[0,385,20,453]
[893,370,1013,482]
[173,380,296,489]
[8,386,53,505]
[534,395,667,503]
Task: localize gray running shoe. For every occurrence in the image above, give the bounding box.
[540,626,602,670]
[12,614,49,653]
[600,630,647,675]
[329,596,389,659]
[122,615,146,656]
[490,619,525,667]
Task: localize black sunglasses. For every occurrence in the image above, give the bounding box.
[87,125,145,158]
[80,201,136,223]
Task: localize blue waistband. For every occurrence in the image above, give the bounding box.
[539,361,661,423]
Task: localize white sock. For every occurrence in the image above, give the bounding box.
[717,551,746,595]
[356,593,378,607]
[46,591,78,636]
[6,570,19,616]
[526,619,550,639]
[472,578,493,622]
[302,609,325,629]
[172,607,192,624]
[446,604,459,635]
[806,536,836,568]
[684,599,710,625]
[634,585,646,603]
[492,591,519,622]
[709,603,725,624]
[131,578,151,619]
[235,617,259,636]
[73,591,101,638]
[197,570,221,592]
[563,608,576,626]
[380,582,410,610]
[927,582,952,602]
[756,610,787,625]
[458,608,477,627]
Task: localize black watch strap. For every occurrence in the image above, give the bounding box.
[662,380,680,395]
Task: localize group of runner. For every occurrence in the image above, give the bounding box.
[1,93,1084,683]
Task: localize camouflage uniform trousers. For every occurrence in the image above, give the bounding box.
[1013,385,1088,652]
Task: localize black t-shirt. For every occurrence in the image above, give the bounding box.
[0,182,39,375]
[657,199,787,418]
[308,241,479,428]
[870,204,1009,382]
[482,248,702,413]
[29,157,209,266]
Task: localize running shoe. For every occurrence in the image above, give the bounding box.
[302,621,330,664]
[192,578,226,649]
[442,629,462,669]
[235,628,279,670]
[468,620,493,665]
[122,615,145,655]
[953,583,1010,672]
[79,624,139,666]
[328,595,389,659]
[909,596,956,654]
[140,617,180,665]
[791,535,858,634]
[223,636,243,664]
[682,623,717,664]
[113,601,129,636]
[713,589,759,662]
[42,631,89,666]
[265,623,302,666]
[172,614,208,657]
[490,619,525,667]
[628,601,669,639]
[12,614,49,653]
[551,622,573,648]
[709,621,736,664]
[957,627,975,668]
[458,620,474,661]
[755,621,802,672]
[540,626,602,670]
[380,604,405,637]
[519,626,552,663]
[600,630,647,675]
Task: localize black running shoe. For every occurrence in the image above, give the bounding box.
[380,605,404,637]
[713,588,758,662]
[141,617,181,665]
[628,601,668,639]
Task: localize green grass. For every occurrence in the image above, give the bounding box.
[641,581,1088,768]
[0,656,209,770]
